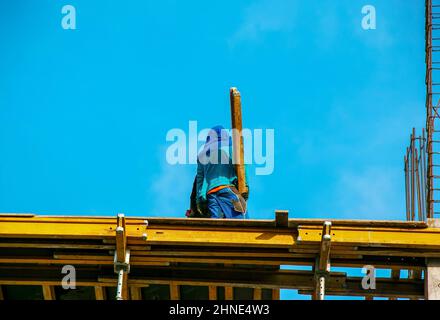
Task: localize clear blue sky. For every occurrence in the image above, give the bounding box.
[0,0,426,299]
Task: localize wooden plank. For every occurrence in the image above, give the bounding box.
[95,286,106,300]
[116,213,126,263]
[0,258,115,265]
[0,243,114,250]
[345,248,440,258]
[253,288,262,300]
[389,269,400,300]
[0,255,425,270]
[130,286,142,300]
[122,271,129,300]
[0,285,3,300]
[272,288,280,300]
[170,284,180,300]
[0,280,115,287]
[0,257,168,266]
[225,286,233,300]
[42,285,55,300]
[130,256,310,266]
[230,87,247,195]
[208,286,217,300]
[130,249,299,258]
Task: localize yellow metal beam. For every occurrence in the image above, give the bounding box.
[1,214,440,300]
[298,225,440,248]
[2,216,440,250]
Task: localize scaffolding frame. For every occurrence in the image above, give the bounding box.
[1,212,439,300]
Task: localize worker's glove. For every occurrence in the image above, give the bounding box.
[196,198,208,216]
[241,186,249,201]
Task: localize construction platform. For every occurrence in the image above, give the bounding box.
[0,212,440,300]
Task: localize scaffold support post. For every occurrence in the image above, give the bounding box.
[313,221,332,300]
[114,213,130,300]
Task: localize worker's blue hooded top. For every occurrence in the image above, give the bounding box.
[196,126,244,202]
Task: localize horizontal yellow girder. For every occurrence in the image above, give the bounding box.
[0,214,437,300]
[0,216,295,248]
[0,217,146,240]
[298,225,440,249]
[1,215,439,250]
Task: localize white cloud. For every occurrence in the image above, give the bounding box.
[149,147,194,216]
[295,95,423,220]
[229,0,298,46]
[330,166,404,220]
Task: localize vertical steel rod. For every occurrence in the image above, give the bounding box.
[416,148,423,221]
[405,154,410,221]
[426,0,434,218]
[411,129,416,220]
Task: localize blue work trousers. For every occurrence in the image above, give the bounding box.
[207,187,247,219]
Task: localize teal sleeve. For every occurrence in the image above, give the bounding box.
[196,162,206,202]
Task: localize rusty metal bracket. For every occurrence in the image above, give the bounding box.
[275,210,289,228]
[114,249,130,273]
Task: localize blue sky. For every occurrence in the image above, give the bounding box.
[0,0,426,299]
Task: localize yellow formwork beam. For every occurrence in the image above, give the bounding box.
[298,225,440,248]
[0,217,147,240]
[2,215,440,256]
[0,214,437,300]
[0,216,296,248]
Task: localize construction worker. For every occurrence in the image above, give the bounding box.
[193,125,249,219]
